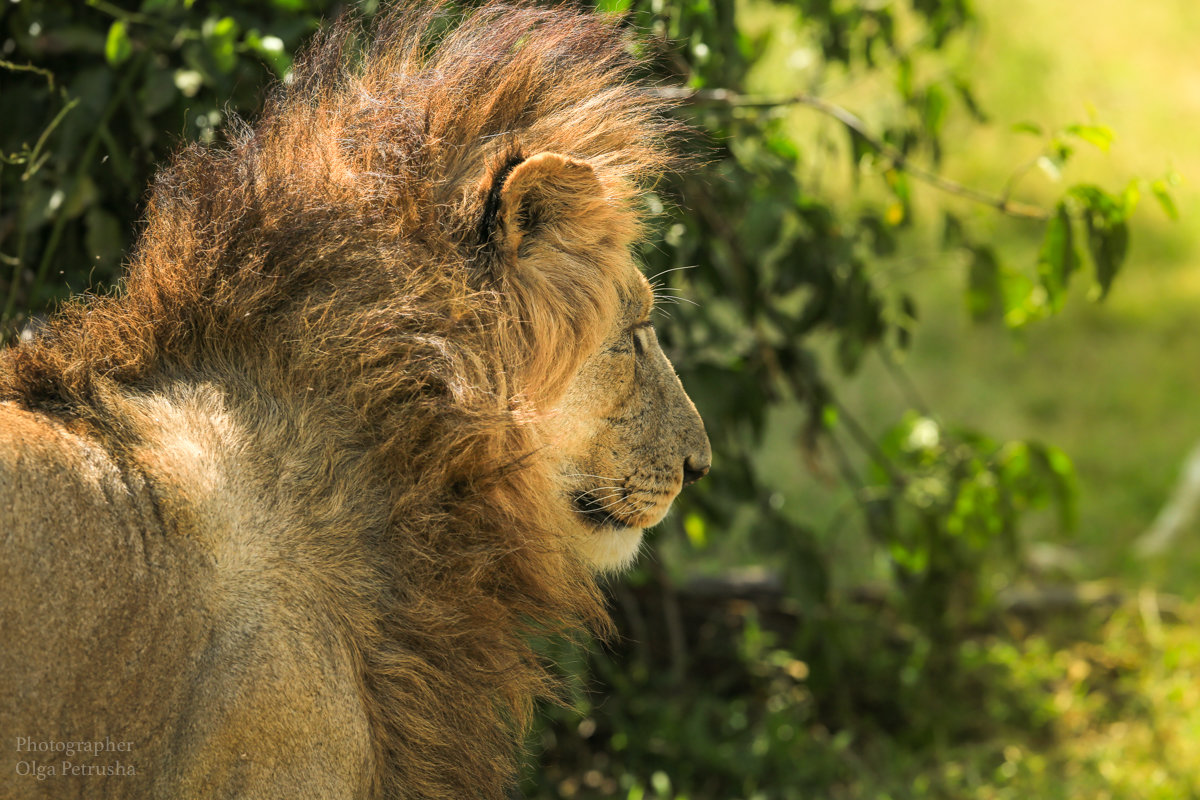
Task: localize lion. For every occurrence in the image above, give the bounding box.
[0,3,709,799]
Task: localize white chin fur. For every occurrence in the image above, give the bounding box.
[575,525,646,573]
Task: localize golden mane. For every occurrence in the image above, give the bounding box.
[0,3,676,796]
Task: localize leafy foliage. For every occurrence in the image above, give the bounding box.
[0,0,337,322]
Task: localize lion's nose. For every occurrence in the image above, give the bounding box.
[682,454,710,487]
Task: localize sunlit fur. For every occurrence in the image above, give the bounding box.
[0,3,703,798]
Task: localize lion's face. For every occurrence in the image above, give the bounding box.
[547,268,710,571]
[489,150,710,572]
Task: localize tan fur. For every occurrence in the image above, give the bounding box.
[0,3,708,798]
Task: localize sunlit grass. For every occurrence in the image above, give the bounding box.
[833,602,1200,799]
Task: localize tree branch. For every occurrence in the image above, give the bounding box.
[656,86,1051,222]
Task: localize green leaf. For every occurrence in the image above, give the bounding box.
[1049,139,1074,165]
[105,21,133,67]
[923,84,949,136]
[764,128,799,162]
[885,169,911,223]
[1090,217,1128,299]
[62,175,98,220]
[84,207,124,268]
[1070,185,1130,299]
[896,56,914,100]
[246,32,292,77]
[1121,179,1141,216]
[893,292,918,349]
[942,212,966,248]
[1036,203,1078,310]
[821,404,839,429]
[1041,444,1078,530]
[139,63,178,116]
[204,16,240,74]
[1065,123,1114,152]
[683,512,707,548]
[596,0,632,13]
[1011,121,1043,136]
[967,246,1003,321]
[889,540,929,575]
[1000,270,1038,328]
[1152,178,1179,221]
[954,78,988,123]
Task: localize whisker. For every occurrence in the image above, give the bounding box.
[571,497,628,515]
[579,488,627,501]
[651,290,699,308]
[586,491,626,502]
[645,264,697,284]
[589,495,634,511]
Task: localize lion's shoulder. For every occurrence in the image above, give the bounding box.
[0,402,130,532]
[0,398,375,796]
[0,401,162,597]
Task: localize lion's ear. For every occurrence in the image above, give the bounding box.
[488,152,604,258]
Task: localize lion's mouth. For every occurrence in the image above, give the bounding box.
[571,490,637,530]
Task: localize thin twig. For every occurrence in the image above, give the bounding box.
[653,560,689,683]
[656,86,1051,222]
[84,0,152,25]
[822,427,891,547]
[23,97,81,181]
[879,350,932,416]
[27,54,145,311]
[831,396,903,484]
[612,583,650,663]
[999,155,1043,209]
[0,59,55,90]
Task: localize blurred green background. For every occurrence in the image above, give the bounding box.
[3,1,1199,797]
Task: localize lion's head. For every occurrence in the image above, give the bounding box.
[480,151,711,572]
